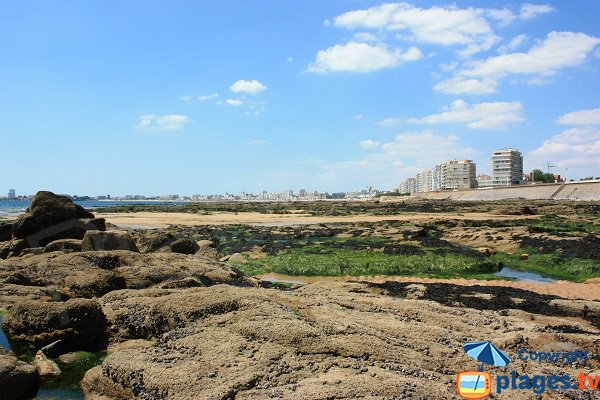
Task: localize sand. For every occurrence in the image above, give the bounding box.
[257,273,600,301]
[97,211,538,228]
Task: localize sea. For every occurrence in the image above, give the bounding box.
[0,200,189,218]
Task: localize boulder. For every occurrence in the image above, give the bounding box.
[33,350,62,378]
[7,239,30,258]
[12,191,97,246]
[197,239,214,249]
[0,349,40,400]
[3,298,108,351]
[139,232,177,253]
[81,231,139,252]
[0,242,11,259]
[170,238,200,255]
[43,239,83,254]
[0,223,12,242]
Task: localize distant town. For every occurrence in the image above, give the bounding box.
[2,148,599,202]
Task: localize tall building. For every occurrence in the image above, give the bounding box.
[8,189,15,199]
[477,174,493,188]
[400,178,417,194]
[442,160,476,190]
[431,164,444,191]
[416,170,433,192]
[492,149,523,186]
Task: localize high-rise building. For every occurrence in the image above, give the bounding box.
[416,170,433,192]
[8,189,15,199]
[431,164,444,191]
[400,178,417,194]
[492,149,523,186]
[442,160,476,191]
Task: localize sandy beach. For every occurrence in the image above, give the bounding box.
[97,211,539,228]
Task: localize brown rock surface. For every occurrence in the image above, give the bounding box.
[82,282,600,399]
[0,349,40,400]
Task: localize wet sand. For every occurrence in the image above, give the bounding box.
[97,211,539,228]
[256,273,600,301]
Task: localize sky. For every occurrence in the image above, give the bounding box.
[1,0,599,196]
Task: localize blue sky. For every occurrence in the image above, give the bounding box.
[1,1,599,196]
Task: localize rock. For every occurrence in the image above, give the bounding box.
[197,239,214,249]
[57,352,82,365]
[159,277,206,289]
[7,239,30,258]
[12,191,98,247]
[81,231,139,252]
[139,233,177,253]
[63,269,126,298]
[43,239,83,253]
[19,247,44,256]
[0,242,9,259]
[0,349,40,400]
[227,252,247,263]
[519,253,529,260]
[3,298,108,351]
[170,239,200,255]
[33,350,62,378]
[40,339,65,358]
[0,223,12,242]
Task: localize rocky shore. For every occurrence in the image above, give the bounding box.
[0,192,598,399]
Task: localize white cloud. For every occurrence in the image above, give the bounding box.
[229,80,267,94]
[136,114,191,131]
[198,93,219,101]
[353,32,378,43]
[333,3,498,57]
[223,99,244,106]
[307,42,422,73]
[377,117,402,127]
[408,99,525,129]
[359,140,380,149]
[498,34,527,54]
[520,3,554,20]
[485,8,516,26]
[527,127,600,174]
[433,77,498,95]
[436,31,600,94]
[557,107,600,125]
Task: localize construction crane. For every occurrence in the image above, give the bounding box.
[546,162,557,174]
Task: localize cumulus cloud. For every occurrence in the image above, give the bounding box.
[333,3,498,57]
[527,127,600,174]
[436,31,600,94]
[376,117,402,127]
[307,42,422,73]
[198,93,219,101]
[359,140,380,149]
[407,99,525,129]
[557,107,600,125]
[229,80,267,94]
[222,99,244,106]
[520,3,554,20]
[497,34,527,54]
[136,114,191,131]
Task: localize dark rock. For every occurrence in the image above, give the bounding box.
[170,239,200,255]
[0,223,12,242]
[0,242,11,259]
[159,277,206,289]
[81,231,139,252]
[19,247,44,256]
[40,339,65,358]
[3,298,108,351]
[0,349,40,400]
[139,233,177,253]
[12,191,96,246]
[7,239,30,258]
[43,239,83,254]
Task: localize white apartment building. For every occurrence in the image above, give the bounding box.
[400,178,417,194]
[442,160,477,191]
[492,149,524,186]
[416,170,433,192]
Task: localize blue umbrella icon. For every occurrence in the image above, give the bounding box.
[464,341,511,368]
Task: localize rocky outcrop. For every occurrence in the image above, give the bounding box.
[170,239,200,255]
[81,282,600,400]
[3,298,107,351]
[0,223,12,242]
[43,238,83,253]
[82,231,139,252]
[33,350,62,378]
[0,349,40,400]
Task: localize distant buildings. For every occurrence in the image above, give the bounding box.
[476,174,493,188]
[443,160,477,191]
[8,189,15,199]
[400,178,416,194]
[492,149,524,186]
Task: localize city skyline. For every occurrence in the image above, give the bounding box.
[1,1,599,195]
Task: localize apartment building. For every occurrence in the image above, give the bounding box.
[442,160,477,190]
[400,178,417,194]
[492,149,524,186]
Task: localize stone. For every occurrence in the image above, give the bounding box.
[0,349,40,400]
[519,253,529,260]
[0,223,12,242]
[33,350,62,378]
[197,239,214,249]
[43,239,83,253]
[170,239,200,255]
[7,239,30,258]
[228,253,247,263]
[12,191,96,246]
[3,298,108,351]
[81,231,139,252]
